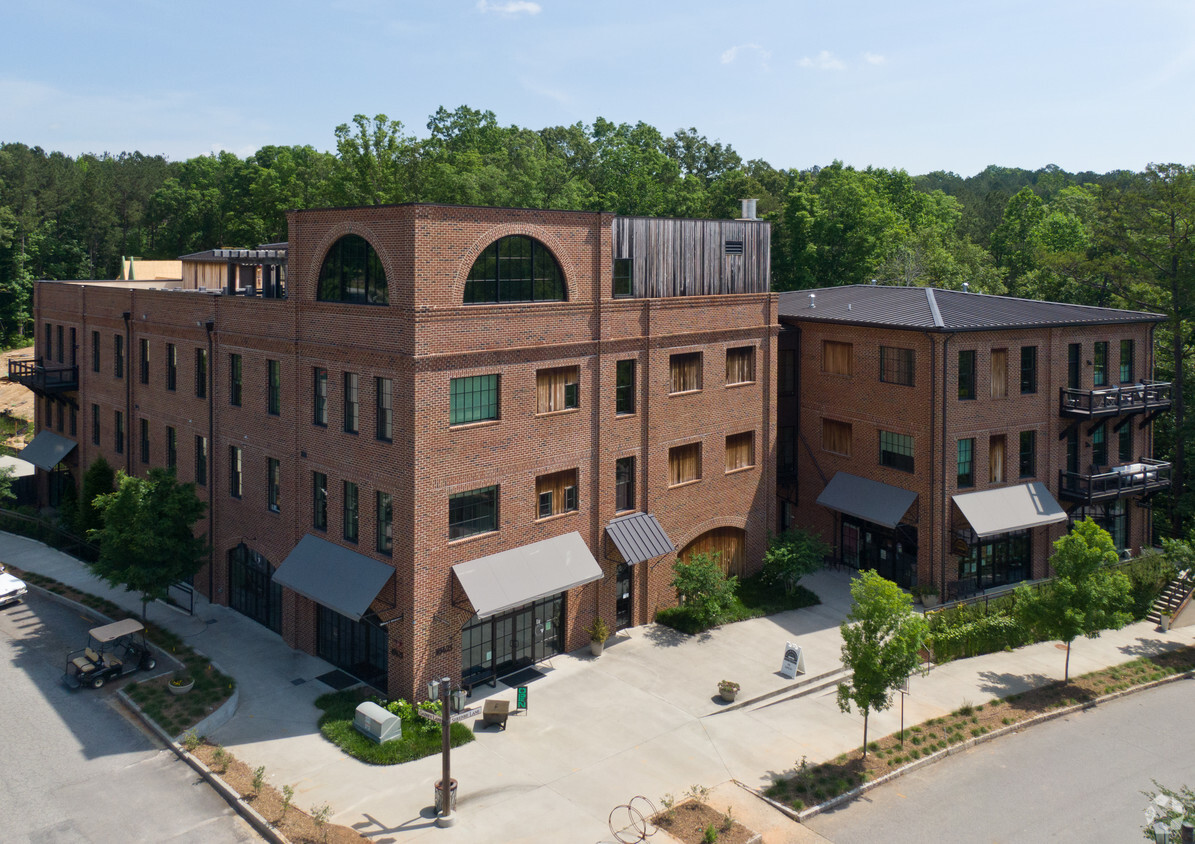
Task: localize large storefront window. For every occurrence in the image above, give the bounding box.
[460,595,563,686]
[1071,503,1128,554]
[228,544,282,634]
[840,516,917,589]
[316,606,388,690]
[957,528,1030,590]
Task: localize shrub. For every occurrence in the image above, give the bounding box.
[761,529,829,594]
[671,552,737,630]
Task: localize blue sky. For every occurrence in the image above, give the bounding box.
[3,0,1193,176]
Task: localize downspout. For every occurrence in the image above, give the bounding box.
[122,310,132,476]
[206,318,216,601]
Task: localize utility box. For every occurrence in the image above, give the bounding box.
[354,701,401,744]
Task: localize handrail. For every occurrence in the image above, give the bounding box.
[1058,458,1171,503]
[1059,380,1172,416]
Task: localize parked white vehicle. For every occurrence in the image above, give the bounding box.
[0,565,27,608]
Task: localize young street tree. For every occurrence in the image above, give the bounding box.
[837,570,928,759]
[761,528,828,595]
[1015,518,1133,682]
[87,468,209,619]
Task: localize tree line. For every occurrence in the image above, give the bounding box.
[1,106,1192,528]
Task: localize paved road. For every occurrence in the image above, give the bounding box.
[805,678,1195,843]
[0,591,259,843]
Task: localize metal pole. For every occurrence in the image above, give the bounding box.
[436,676,456,827]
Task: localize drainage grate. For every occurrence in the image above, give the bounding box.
[291,678,307,686]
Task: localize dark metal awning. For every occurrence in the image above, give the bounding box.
[606,513,675,565]
[816,472,917,529]
[273,534,393,622]
[453,531,603,620]
[18,430,77,471]
[953,482,1067,538]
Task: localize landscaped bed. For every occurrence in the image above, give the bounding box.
[765,644,1195,812]
[315,688,474,765]
[652,797,756,844]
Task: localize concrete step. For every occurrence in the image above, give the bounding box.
[708,666,849,716]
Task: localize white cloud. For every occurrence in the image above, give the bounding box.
[864,52,886,65]
[476,0,541,15]
[720,43,771,67]
[798,50,845,71]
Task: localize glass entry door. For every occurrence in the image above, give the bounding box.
[228,544,281,633]
[615,563,632,629]
[461,594,563,681]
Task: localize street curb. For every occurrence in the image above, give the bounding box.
[177,662,240,742]
[119,690,290,844]
[767,667,1195,822]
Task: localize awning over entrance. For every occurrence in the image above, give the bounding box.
[453,531,603,620]
[606,513,674,565]
[816,472,917,529]
[18,430,77,471]
[953,481,1068,538]
[273,534,393,622]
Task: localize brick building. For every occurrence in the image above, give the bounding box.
[776,285,1170,600]
[16,202,778,700]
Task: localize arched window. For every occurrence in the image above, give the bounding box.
[317,234,388,305]
[464,235,566,304]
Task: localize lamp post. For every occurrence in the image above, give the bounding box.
[429,676,457,827]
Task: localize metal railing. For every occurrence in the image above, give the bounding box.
[1058,458,1171,504]
[1059,380,1171,418]
[6,358,78,393]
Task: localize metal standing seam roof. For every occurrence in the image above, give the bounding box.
[778,285,1166,331]
[953,482,1068,538]
[606,513,675,565]
[272,534,394,622]
[452,531,603,620]
[17,430,77,471]
[816,472,918,529]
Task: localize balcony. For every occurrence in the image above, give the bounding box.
[7,358,78,394]
[1058,458,1171,505]
[1060,381,1172,419]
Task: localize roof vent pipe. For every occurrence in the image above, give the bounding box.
[809,293,816,309]
[963,282,970,293]
[740,198,758,220]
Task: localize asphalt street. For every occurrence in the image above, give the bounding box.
[805,677,1195,843]
[0,591,259,843]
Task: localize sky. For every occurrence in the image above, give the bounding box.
[3,0,1194,177]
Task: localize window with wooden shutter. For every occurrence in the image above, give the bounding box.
[536,366,579,413]
[822,341,852,376]
[991,349,1008,399]
[535,469,578,518]
[821,419,853,456]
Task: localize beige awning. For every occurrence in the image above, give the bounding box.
[953,482,1067,538]
[816,472,917,529]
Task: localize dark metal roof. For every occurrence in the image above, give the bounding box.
[273,534,393,622]
[18,430,77,471]
[778,285,1165,331]
[606,513,675,565]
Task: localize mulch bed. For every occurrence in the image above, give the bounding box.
[192,741,367,843]
[652,799,756,844]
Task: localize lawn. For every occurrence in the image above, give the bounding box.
[656,571,820,634]
[315,688,474,765]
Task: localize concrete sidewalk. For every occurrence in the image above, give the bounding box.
[4,531,1193,844]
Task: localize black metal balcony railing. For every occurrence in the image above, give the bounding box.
[6,358,78,394]
[1058,457,1172,504]
[1059,380,1172,418]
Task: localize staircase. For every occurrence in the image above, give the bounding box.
[1147,569,1195,625]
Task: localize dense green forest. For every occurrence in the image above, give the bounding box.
[1,106,1193,531]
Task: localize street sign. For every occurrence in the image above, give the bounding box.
[517,686,528,711]
[418,706,480,724]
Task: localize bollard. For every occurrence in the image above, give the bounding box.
[1181,820,1193,844]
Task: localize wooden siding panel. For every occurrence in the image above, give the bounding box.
[612,216,769,298]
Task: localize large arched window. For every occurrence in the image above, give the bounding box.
[464,235,566,304]
[317,234,388,305]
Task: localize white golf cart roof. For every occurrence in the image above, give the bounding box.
[89,618,145,643]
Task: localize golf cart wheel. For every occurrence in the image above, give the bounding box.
[144,658,156,670]
[92,676,105,689]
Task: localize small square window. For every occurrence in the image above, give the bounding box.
[536,367,579,413]
[669,353,702,394]
[535,469,579,519]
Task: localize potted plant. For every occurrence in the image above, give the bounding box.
[913,584,940,609]
[587,617,610,657]
[169,673,195,695]
[718,680,740,702]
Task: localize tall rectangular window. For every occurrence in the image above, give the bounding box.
[536,469,579,519]
[615,360,635,415]
[990,349,1008,399]
[822,418,853,456]
[44,322,51,359]
[1066,427,1079,474]
[312,472,328,530]
[879,346,914,386]
[615,456,635,511]
[376,377,392,441]
[958,350,976,399]
[1092,422,1107,466]
[449,485,499,540]
[1120,339,1134,383]
[313,368,328,425]
[166,343,177,391]
[1093,341,1108,387]
[230,446,242,498]
[139,338,150,384]
[725,431,755,472]
[822,340,853,376]
[376,491,392,554]
[1119,423,1133,463]
[668,442,702,486]
[113,335,124,379]
[1020,430,1037,478]
[613,257,633,298]
[139,418,150,464]
[91,331,100,373]
[195,435,207,485]
[166,426,177,469]
[91,404,100,446]
[267,360,281,415]
[1068,343,1081,389]
[229,354,242,406]
[70,405,76,436]
[343,373,359,432]
[268,458,281,512]
[56,325,64,362]
[1020,346,1037,394]
[669,353,702,393]
[449,374,499,425]
[726,347,756,385]
[536,366,579,412]
[957,438,974,488]
[989,434,1006,483]
[879,430,914,472]
[113,410,124,454]
[70,327,76,366]
[195,348,207,398]
[343,481,358,542]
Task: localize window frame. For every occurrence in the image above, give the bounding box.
[725,431,755,473]
[615,456,636,512]
[194,435,207,486]
[821,418,853,457]
[376,377,393,441]
[343,372,359,433]
[668,442,702,487]
[166,426,177,470]
[139,338,150,385]
[879,430,915,473]
[822,340,853,377]
[166,343,177,391]
[267,360,281,416]
[313,367,328,426]
[312,471,328,531]
[113,334,124,379]
[534,469,579,520]
[376,491,392,555]
[1120,339,1134,383]
[343,480,358,542]
[990,348,1008,399]
[195,348,207,399]
[1092,422,1107,466]
[449,374,500,426]
[449,485,499,541]
[535,366,580,414]
[1093,341,1108,387]
[229,353,243,407]
[113,409,124,454]
[612,257,633,298]
[91,331,100,373]
[463,235,566,305]
[615,360,636,415]
[879,346,914,387]
[316,234,389,305]
[1019,430,1037,478]
[958,350,976,400]
[91,403,100,446]
[1020,345,1038,394]
[957,438,974,488]
[268,458,281,513]
[230,445,242,498]
[725,346,756,386]
[139,418,150,464]
[669,352,702,395]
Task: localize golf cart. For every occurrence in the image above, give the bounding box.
[64,618,157,689]
[0,565,27,608]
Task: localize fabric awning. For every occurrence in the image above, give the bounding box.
[606,513,675,565]
[453,531,603,620]
[953,481,1068,538]
[273,534,393,622]
[816,472,917,529]
[18,430,77,471]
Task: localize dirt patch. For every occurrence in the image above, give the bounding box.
[192,740,368,843]
[652,799,756,844]
[0,345,36,442]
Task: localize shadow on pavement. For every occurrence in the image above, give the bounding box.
[973,669,1057,698]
